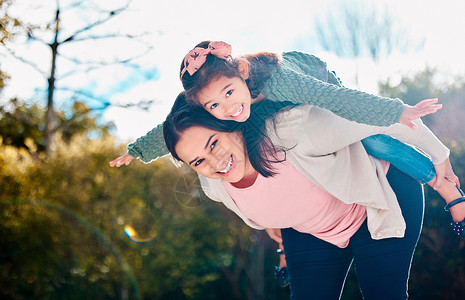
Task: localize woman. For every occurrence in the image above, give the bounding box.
[163,92,464,299]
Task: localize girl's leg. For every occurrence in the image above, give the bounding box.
[281,228,353,300]
[361,134,435,184]
[350,165,424,300]
[363,135,465,222]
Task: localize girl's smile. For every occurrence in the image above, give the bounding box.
[196,75,252,122]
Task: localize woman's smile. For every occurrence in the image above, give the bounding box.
[175,126,253,183]
[217,155,233,174]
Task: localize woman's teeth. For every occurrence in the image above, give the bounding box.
[218,156,233,174]
[231,105,243,117]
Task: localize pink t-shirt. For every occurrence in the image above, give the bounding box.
[223,157,390,248]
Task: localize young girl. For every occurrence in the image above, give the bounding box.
[162,92,465,299]
[110,41,458,206]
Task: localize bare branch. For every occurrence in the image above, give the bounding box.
[56,86,157,111]
[2,45,48,77]
[57,45,153,80]
[61,1,131,45]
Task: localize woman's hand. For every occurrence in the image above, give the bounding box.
[109,153,134,167]
[399,98,442,130]
[278,242,287,268]
[433,157,460,190]
[267,230,287,268]
[265,228,283,244]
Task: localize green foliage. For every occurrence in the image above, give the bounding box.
[0,98,46,152]
[0,134,287,299]
[379,68,441,106]
[0,0,24,90]
[0,99,112,154]
[0,0,22,45]
[379,68,465,141]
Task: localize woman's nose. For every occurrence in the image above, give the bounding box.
[210,148,229,170]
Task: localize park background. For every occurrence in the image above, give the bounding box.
[1,0,465,299]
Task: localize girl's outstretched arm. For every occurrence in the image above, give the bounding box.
[262,51,441,128]
[127,124,168,163]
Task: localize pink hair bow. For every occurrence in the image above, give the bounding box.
[180,41,232,79]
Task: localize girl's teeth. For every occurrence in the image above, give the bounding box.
[232,105,243,117]
[218,156,233,174]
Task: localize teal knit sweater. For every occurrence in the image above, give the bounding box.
[127,51,406,163]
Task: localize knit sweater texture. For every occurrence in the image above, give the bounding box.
[128,51,406,163]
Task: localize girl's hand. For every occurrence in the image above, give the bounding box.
[109,153,134,167]
[399,98,442,130]
[265,228,283,244]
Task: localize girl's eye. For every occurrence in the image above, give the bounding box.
[194,158,204,166]
[226,90,233,97]
[210,140,217,150]
[210,103,219,110]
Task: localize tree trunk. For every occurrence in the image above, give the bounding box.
[44,9,60,155]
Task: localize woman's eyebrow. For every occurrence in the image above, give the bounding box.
[204,134,216,150]
[188,157,198,166]
[188,134,217,166]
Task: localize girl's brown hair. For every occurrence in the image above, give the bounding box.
[180,41,281,103]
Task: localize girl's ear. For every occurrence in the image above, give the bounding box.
[238,59,250,80]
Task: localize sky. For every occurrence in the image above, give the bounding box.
[2,0,465,143]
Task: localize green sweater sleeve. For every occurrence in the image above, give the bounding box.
[127,123,169,163]
[260,51,406,126]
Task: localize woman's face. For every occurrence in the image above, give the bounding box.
[175,126,255,183]
[196,75,252,122]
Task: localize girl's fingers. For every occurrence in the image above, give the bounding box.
[417,98,439,108]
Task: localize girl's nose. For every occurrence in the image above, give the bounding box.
[224,103,237,116]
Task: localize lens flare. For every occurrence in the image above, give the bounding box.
[124,225,136,238]
[124,225,157,243]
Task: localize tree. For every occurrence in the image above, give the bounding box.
[314,0,422,86]
[379,68,465,140]
[2,0,154,154]
[0,98,112,154]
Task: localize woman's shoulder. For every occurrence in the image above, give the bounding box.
[266,104,314,130]
[198,175,225,202]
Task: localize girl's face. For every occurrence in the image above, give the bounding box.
[175,126,255,184]
[196,75,252,122]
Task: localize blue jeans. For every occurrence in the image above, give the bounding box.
[282,166,424,299]
[362,134,436,184]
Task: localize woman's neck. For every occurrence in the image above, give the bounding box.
[231,157,258,189]
[231,169,258,189]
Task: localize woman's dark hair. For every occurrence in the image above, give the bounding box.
[180,41,281,103]
[163,92,291,177]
